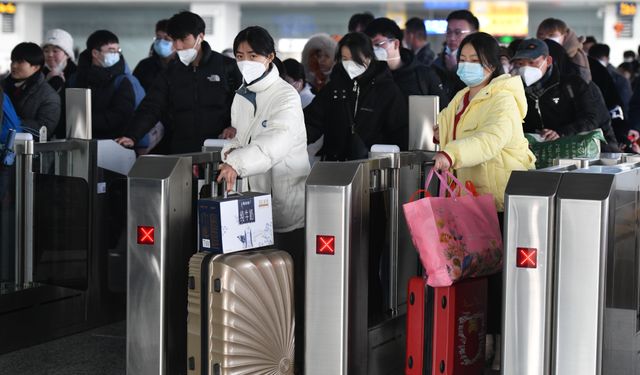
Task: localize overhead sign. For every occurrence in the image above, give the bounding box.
[0,2,16,14]
[470,1,528,37]
[619,2,637,17]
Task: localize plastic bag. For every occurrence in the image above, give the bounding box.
[525,129,605,169]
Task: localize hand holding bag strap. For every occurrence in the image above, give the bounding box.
[424,168,455,197]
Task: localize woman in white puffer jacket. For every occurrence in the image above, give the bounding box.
[217,26,310,372]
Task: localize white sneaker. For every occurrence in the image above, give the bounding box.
[491,334,501,370]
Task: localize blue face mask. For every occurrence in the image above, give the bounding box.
[456,62,488,87]
[153,39,173,58]
[102,52,120,68]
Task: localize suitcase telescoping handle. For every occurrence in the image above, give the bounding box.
[220,177,243,198]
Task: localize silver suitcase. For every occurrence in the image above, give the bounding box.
[187,249,294,374]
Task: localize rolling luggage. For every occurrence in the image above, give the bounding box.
[405,276,434,375]
[405,276,488,375]
[187,249,295,375]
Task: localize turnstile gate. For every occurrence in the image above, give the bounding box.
[126,148,229,375]
[504,155,640,375]
[304,150,434,375]
[0,137,135,353]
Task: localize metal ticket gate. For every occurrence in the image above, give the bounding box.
[304,150,435,375]
[0,87,136,353]
[126,148,229,375]
[0,137,135,353]
[503,155,640,375]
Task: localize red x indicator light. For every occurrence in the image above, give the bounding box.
[517,247,537,268]
[137,226,155,245]
[316,235,335,255]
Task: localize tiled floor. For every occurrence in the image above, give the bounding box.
[0,321,126,375]
[0,322,501,375]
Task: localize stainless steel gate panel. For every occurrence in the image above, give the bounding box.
[305,151,433,375]
[408,95,439,152]
[127,156,192,375]
[554,172,614,375]
[503,171,564,375]
[305,161,368,375]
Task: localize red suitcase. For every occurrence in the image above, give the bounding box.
[405,276,488,375]
[405,276,434,375]
[432,277,488,375]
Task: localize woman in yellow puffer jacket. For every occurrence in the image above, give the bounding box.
[433,32,536,370]
[434,32,536,212]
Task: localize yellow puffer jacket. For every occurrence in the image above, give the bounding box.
[437,74,536,211]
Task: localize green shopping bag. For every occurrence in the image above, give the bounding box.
[525,129,605,169]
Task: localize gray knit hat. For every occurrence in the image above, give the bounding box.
[42,29,75,62]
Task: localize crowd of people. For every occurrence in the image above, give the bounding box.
[1,10,638,158]
[2,8,640,372]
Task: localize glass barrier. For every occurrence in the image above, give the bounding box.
[33,173,89,290]
[0,164,16,291]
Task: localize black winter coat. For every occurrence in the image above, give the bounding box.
[431,52,466,104]
[43,60,77,139]
[74,50,136,139]
[125,41,241,154]
[133,52,172,92]
[3,72,60,134]
[414,43,436,67]
[523,66,618,150]
[392,49,449,108]
[304,61,408,161]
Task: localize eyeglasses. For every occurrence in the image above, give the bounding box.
[446,29,471,37]
[373,39,394,48]
[101,48,122,54]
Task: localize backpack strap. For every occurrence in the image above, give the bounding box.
[113,74,125,90]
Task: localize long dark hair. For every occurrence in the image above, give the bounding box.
[457,32,503,80]
[335,32,375,65]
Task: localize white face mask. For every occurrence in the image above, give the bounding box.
[177,36,201,66]
[342,60,367,80]
[549,36,563,45]
[518,64,544,87]
[502,63,511,75]
[599,59,608,67]
[47,59,67,73]
[374,47,388,62]
[445,45,457,56]
[237,60,268,84]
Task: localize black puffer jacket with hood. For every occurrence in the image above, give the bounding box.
[304,60,408,161]
[74,49,135,139]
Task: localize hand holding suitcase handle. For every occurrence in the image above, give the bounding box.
[217,163,238,193]
[215,167,243,198]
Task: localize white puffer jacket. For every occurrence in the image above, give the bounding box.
[222,65,310,233]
